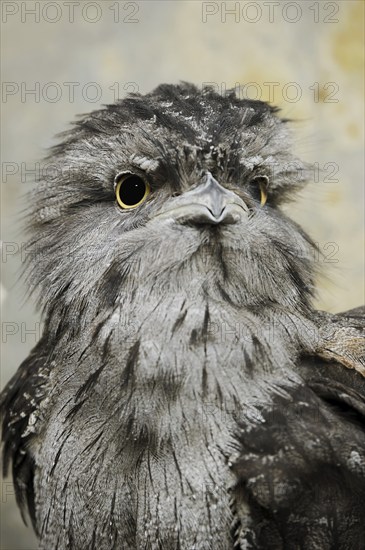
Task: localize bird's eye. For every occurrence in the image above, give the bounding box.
[249,175,269,207]
[115,173,150,209]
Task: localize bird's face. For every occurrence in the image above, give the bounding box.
[27,84,315,326]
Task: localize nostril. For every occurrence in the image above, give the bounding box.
[208,205,226,219]
[172,192,180,198]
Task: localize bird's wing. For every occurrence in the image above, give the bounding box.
[313,306,365,376]
[230,307,365,549]
[0,337,51,532]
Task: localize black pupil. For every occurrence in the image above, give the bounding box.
[119,176,146,206]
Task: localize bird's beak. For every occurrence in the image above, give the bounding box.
[153,172,248,226]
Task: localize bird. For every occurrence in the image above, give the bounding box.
[1,82,364,550]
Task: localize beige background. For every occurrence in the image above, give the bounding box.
[1,1,364,547]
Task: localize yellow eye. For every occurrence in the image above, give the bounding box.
[259,181,268,206]
[249,175,269,207]
[115,173,150,209]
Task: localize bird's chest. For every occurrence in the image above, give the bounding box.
[36,352,239,549]
[34,297,288,549]
[96,324,244,548]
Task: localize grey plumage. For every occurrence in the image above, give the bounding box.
[1,83,364,549]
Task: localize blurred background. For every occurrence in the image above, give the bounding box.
[1,0,364,547]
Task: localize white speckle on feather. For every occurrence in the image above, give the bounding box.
[22,412,38,437]
[130,154,160,172]
[241,155,264,170]
[28,412,37,426]
[348,450,363,470]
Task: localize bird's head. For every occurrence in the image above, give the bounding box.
[26,83,316,329]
